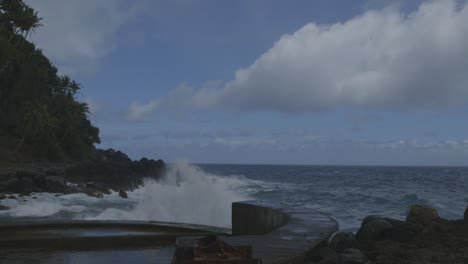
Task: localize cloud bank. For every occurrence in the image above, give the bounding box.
[127,0,468,121]
[25,0,141,75]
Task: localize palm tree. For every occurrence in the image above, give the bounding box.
[0,0,42,43]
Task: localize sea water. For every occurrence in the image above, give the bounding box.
[1,162,467,231]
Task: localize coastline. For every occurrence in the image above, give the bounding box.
[0,148,165,201]
[306,205,468,264]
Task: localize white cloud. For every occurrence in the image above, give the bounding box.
[140,0,468,117]
[125,99,160,122]
[25,0,142,75]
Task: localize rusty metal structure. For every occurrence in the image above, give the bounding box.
[172,235,262,264]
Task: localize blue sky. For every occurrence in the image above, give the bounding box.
[26,0,468,166]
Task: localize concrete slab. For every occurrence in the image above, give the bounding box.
[0,202,338,264]
[179,201,339,264]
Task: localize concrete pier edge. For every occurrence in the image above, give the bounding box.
[225,200,339,263]
[0,201,339,263]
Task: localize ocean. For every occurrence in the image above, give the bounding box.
[1,162,467,231]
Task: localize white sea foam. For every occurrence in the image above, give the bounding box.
[0,162,251,227]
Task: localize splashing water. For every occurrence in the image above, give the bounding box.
[90,161,250,226]
[0,162,251,228]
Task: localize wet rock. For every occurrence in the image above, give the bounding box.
[32,196,37,199]
[86,182,111,195]
[329,232,361,253]
[406,205,440,227]
[361,215,383,227]
[356,218,392,244]
[43,176,68,193]
[338,248,368,264]
[87,191,104,199]
[66,148,165,192]
[0,204,10,210]
[382,220,422,243]
[66,184,85,194]
[119,190,128,199]
[8,195,16,199]
[16,177,33,193]
[0,193,6,200]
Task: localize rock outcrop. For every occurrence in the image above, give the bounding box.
[66,148,165,192]
[0,148,165,195]
[306,205,468,264]
[329,232,361,253]
[406,205,441,227]
[119,190,128,199]
[355,217,392,244]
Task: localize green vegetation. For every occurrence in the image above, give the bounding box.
[0,0,100,162]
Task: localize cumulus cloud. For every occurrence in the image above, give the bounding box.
[135,0,468,118]
[125,99,160,121]
[25,0,142,75]
[116,129,468,165]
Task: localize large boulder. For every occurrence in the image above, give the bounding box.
[87,191,104,199]
[381,219,422,243]
[361,215,383,227]
[356,218,392,244]
[119,190,128,199]
[406,205,440,227]
[86,182,111,195]
[0,204,10,211]
[329,232,361,253]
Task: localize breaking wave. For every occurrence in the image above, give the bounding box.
[0,162,251,228]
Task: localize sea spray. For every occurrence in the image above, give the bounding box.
[0,162,251,227]
[90,161,250,227]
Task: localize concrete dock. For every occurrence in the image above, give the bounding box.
[0,201,338,264]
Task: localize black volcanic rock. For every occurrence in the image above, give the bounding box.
[329,232,361,253]
[356,218,392,244]
[65,148,165,192]
[406,205,441,227]
[119,190,128,199]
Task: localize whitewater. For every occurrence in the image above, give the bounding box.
[1,162,467,231]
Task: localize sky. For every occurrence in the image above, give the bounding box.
[24,0,468,166]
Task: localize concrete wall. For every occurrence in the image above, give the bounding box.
[232,201,288,235]
[228,200,339,263]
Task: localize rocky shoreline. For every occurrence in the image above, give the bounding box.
[0,148,165,202]
[306,205,468,264]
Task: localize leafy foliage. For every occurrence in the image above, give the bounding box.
[0,0,100,161]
